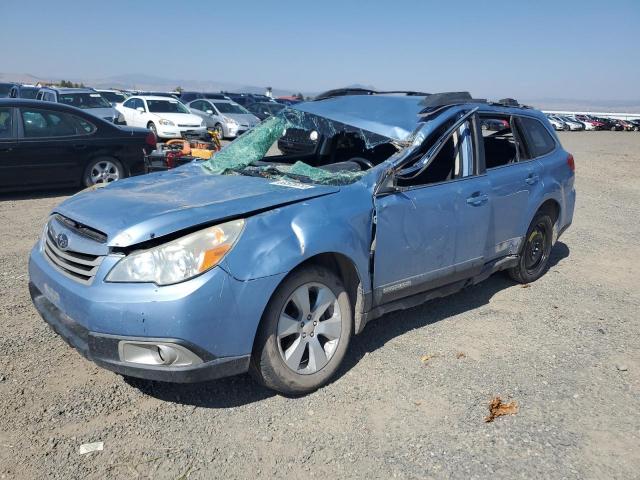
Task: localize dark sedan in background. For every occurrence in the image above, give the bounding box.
[0,99,155,192]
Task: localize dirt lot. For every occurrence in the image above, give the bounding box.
[0,131,638,479]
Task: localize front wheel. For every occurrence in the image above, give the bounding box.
[148,122,158,137]
[213,123,224,139]
[250,265,352,395]
[508,211,553,284]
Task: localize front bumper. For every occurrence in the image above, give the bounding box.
[28,242,285,383]
[156,125,207,139]
[30,282,249,382]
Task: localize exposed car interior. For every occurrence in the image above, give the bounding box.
[481,115,527,168]
[261,127,399,173]
[396,118,473,187]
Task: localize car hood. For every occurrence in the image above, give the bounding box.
[150,112,203,125]
[54,163,339,248]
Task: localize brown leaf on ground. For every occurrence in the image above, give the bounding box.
[521,284,531,288]
[456,352,466,359]
[484,396,518,422]
[420,354,435,364]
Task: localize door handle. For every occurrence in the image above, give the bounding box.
[525,174,539,185]
[72,144,87,150]
[466,192,489,206]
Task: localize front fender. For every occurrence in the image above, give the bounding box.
[222,184,374,293]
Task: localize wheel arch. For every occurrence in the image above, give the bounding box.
[272,252,365,335]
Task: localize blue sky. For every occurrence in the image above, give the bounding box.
[1,0,639,100]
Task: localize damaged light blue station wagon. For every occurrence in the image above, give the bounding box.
[29,91,575,394]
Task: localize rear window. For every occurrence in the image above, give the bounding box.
[519,117,556,157]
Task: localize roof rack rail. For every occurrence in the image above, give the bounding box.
[314,88,430,101]
[418,92,487,115]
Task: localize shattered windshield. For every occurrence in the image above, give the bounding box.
[200,108,401,186]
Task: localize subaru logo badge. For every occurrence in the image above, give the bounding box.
[56,233,69,250]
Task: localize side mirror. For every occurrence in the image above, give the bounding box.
[136,107,144,113]
[206,110,213,115]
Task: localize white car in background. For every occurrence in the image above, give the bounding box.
[116,96,206,139]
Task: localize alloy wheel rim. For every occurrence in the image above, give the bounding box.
[90,161,120,184]
[277,282,342,375]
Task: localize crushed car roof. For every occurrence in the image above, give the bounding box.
[292,95,427,141]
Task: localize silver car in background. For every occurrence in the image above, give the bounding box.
[188,99,260,138]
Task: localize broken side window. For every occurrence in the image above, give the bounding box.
[396,117,475,188]
[200,109,401,186]
[481,115,528,168]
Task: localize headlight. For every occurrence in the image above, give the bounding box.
[106,219,245,285]
[159,119,175,126]
[224,117,238,126]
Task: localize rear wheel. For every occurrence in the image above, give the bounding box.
[83,157,124,187]
[250,265,352,395]
[508,211,553,284]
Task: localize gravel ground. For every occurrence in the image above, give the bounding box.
[0,131,638,479]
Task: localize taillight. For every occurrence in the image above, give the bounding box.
[145,131,157,148]
[567,153,575,172]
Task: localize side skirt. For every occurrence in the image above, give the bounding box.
[358,255,518,332]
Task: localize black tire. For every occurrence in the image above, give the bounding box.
[508,211,554,284]
[82,157,125,187]
[147,122,158,137]
[250,265,352,395]
[214,123,224,139]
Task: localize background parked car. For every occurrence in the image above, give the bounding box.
[179,91,230,103]
[36,87,119,123]
[246,101,285,121]
[546,115,567,131]
[96,89,129,106]
[223,92,277,107]
[628,119,640,131]
[480,118,509,131]
[0,99,154,191]
[0,83,18,98]
[557,116,584,131]
[117,96,206,139]
[16,85,40,99]
[188,99,259,138]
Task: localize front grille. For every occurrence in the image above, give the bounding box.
[43,224,104,285]
[53,214,107,243]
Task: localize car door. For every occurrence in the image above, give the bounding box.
[129,98,147,127]
[0,106,20,190]
[372,112,491,306]
[13,107,98,188]
[483,115,545,259]
[189,100,209,124]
